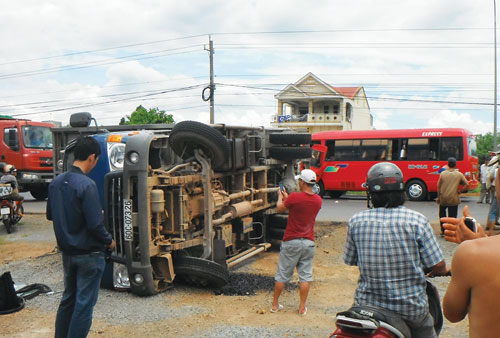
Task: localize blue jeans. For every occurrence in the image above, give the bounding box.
[55,252,106,338]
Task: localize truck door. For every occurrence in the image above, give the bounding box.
[0,125,22,168]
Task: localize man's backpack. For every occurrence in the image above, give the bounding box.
[0,271,24,315]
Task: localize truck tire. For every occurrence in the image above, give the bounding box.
[269,133,312,145]
[269,228,285,240]
[30,188,48,200]
[268,146,312,161]
[169,121,230,169]
[174,256,229,288]
[269,214,288,230]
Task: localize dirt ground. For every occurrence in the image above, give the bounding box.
[0,215,469,337]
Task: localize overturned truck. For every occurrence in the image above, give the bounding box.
[54,113,312,296]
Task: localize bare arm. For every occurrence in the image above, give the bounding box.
[427,259,450,277]
[443,243,474,322]
[276,190,289,214]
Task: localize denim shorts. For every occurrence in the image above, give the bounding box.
[275,238,315,283]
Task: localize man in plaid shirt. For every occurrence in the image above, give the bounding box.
[343,163,449,338]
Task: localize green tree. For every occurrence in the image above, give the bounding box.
[476,132,494,163]
[120,105,174,125]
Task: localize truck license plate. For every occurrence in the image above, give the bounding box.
[1,207,10,215]
[123,199,133,241]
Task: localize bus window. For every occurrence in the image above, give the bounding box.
[407,138,429,161]
[335,139,361,160]
[467,137,477,157]
[325,140,335,161]
[440,137,463,160]
[361,139,390,161]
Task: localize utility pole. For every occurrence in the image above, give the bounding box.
[495,0,498,148]
[208,36,215,124]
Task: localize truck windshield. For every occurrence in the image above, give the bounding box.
[22,126,53,149]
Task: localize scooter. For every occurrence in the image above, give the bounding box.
[329,280,443,338]
[0,184,23,234]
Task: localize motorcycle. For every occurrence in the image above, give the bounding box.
[0,184,23,234]
[330,280,443,338]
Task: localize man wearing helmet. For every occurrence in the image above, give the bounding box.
[343,162,449,338]
[0,164,24,216]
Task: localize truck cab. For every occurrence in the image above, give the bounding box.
[0,117,55,199]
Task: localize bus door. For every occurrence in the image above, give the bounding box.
[311,144,326,177]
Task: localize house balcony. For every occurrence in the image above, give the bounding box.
[270,113,344,128]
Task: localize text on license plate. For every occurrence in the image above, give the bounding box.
[123,199,133,241]
[1,207,10,215]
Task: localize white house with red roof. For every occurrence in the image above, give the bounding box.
[271,72,373,133]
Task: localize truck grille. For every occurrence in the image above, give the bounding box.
[104,171,125,259]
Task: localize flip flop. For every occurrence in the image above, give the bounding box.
[299,307,307,316]
[270,304,283,313]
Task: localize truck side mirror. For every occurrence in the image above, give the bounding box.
[70,112,92,128]
[7,129,19,151]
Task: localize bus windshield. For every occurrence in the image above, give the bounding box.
[22,126,53,149]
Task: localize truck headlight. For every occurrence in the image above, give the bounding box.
[23,174,40,180]
[108,143,125,170]
[113,263,130,289]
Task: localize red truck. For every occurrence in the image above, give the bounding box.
[0,116,55,200]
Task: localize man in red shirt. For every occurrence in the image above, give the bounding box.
[271,169,323,316]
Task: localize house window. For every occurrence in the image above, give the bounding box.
[333,104,339,115]
[324,105,329,114]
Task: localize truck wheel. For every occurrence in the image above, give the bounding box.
[270,133,311,145]
[405,179,428,201]
[169,121,230,169]
[30,188,48,200]
[269,214,287,230]
[269,228,285,240]
[268,147,312,161]
[174,256,229,288]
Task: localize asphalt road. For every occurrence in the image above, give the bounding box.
[21,191,491,225]
[317,193,491,225]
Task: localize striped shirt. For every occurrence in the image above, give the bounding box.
[343,206,443,319]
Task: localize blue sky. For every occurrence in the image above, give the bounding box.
[0,0,497,134]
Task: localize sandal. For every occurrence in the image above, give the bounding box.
[270,304,283,313]
[299,307,307,316]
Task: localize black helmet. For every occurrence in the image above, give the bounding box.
[364,162,404,192]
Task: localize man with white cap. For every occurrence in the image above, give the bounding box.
[271,169,322,316]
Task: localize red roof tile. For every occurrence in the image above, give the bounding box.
[331,86,361,99]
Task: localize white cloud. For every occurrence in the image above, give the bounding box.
[0,0,496,134]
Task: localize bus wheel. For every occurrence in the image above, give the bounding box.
[317,181,326,197]
[329,191,344,199]
[269,133,312,145]
[405,180,428,201]
[269,146,312,161]
[168,121,230,169]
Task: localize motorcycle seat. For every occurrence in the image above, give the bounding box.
[337,305,411,338]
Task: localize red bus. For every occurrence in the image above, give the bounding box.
[310,128,478,201]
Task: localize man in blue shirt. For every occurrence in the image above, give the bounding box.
[47,136,115,338]
[343,163,449,338]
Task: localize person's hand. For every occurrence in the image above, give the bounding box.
[108,239,116,250]
[441,205,486,244]
[280,189,289,200]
